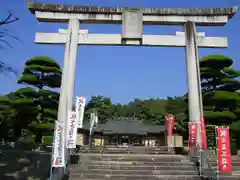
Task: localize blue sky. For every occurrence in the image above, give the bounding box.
[0,0,239,104]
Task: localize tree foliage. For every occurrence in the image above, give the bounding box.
[18,56,62,88]
[200,54,240,151]
[85,95,186,126]
[200,54,240,125]
[0,56,61,148]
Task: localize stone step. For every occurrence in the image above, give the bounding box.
[208,156,240,160]
[82,148,172,151]
[79,148,170,150]
[78,154,188,162]
[78,150,173,154]
[214,176,240,180]
[209,162,240,166]
[202,167,240,179]
[78,160,195,166]
[209,159,240,162]
[205,168,240,178]
[201,175,240,180]
[80,146,170,150]
[78,153,181,157]
[70,169,199,175]
[219,173,240,177]
[79,147,171,150]
[209,158,240,160]
[69,174,201,180]
[70,164,197,171]
[210,166,240,171]
[77,146,174,154]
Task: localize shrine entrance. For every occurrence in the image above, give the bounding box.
[27,0,237,154]
[120,136,129,145]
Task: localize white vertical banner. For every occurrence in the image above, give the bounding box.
[76,96,86,128]
[66,111,78,148]
[89,113,95,134]
[52,121,65,167]
[95,113,98,124]
[89,112,98,135]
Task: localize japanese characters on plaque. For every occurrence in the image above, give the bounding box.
[52,121,65,167]
[217,127,232,172]
[122,8,143,39]
[66,111,78,149]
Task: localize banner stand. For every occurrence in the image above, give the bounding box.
[88,135,92,149]
[199,123,202,177]
[188,122,201,175]
[215,126,219,180]
[49,123,57,180]
[49,163,53,180]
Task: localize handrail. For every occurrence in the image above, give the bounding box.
[189,142,217,180]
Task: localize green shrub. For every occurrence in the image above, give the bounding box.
[43,135,53,146]
[20,136,36,150]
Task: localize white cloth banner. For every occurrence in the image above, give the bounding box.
[52,121,65,167]
[76,96,86,128]
[66,111,78,148]
[89,113,95,134]
[89,112,98,135]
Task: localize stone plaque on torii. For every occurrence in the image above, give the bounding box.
[27,0,237,152]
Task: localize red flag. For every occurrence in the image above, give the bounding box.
[200,116,207,149]
[168,116,175,136]
[188,122,198,150]
[217,127,232,173]
[164,114,175,136]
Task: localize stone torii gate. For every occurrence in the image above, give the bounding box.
[27,0,237,150]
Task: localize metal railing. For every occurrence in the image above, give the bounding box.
[189,143,217,180]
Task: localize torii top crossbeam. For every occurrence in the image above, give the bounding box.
[26,0,238,25]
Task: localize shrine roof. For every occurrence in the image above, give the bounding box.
[27,0,237,18]
[82,118,185,135]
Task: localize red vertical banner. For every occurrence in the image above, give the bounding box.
[200,116,207,149]
[217,127,232,173]
[164,114,175,136]
[188,122,198,150]
[168,116,175,136]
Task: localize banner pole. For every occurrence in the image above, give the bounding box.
[49,157,53,180]
[215,126,219,180]
[49,145,55,180]
[199,122,202,177]
[227,126,232,174]
[49,121,63,180]
[49,122,57,180]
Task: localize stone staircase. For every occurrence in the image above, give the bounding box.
[77,146,175,154]
[207,153,240,180]
[68,146,201,180]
